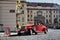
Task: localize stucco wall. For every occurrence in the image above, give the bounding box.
[0,1,16,31]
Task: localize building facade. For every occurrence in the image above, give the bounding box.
[0,1,16,31]
[0,0,60,31]
[17,0,60,26]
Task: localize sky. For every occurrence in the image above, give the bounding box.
[26,0,60,5]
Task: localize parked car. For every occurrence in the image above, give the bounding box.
[17,25,33,35]
[33,24,48,34]
[17,24,48,35]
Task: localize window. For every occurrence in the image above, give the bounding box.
[31,19,32,21]
[31,10,32,13]
[56,15,58,18]
[59,11,60,13]
[20,7,23,9]
[46,10,49,13]
[17,1,19,3]
[37,12,42,15]
[27,10,29,13]
[49,15,50,17]
[53,10,55,13]
[59,15,60,17]
[46,15,48,17]
[49,19,51,23]
[56,11,58,13]
[31,15,32,17]
[46,19,48,23]
[21,10,24,14]
[59,19,60,21]
[54,15,55,17]
[22,23,24,25]
[37,11,42,13]
[28,15,29,17]
[17,17,20,21]
[49,10,51,13]
[34,13,37,16]
[22,11,24,14]
[54,18,58,23]
[28,19,29,21]
[22,4,24,7]
[22,18,24,22]
[9,10,15,13]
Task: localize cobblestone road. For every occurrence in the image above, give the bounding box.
[0,29,60,40]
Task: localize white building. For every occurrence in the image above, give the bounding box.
[17,0,60,26]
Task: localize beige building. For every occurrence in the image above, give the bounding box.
[0,1,16,31]
[16,0,27,26]
[17,0,60,26]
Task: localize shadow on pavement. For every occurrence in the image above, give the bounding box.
[9,33,47,37]
[10,34,18,37]
[10,34,32,37]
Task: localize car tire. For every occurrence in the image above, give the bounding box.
[35,32,37,35]
[29,29,32,35]
[44,31,47,34]
[17,31,21,35]
[27,29,32,35]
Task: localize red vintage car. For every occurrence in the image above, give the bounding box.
[33,24,47,34]
[17,24,48,35]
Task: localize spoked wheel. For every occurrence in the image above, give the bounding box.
[27,29,33,35]
[29,29,33,35]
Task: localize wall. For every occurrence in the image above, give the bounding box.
[0,1,16,31]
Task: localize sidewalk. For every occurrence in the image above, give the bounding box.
[0,32,17,37]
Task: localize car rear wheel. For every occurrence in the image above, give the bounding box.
[44,31,47,34]
[17,31,21,35]
[35,32,37,35]
[27,29,32,35]
[28,29,33,35]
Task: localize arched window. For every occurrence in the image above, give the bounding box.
[37,10,42,15]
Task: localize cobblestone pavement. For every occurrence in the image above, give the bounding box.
[0,29,60,40]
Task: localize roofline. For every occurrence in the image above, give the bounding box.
[0,1,16,4]
[27,8,60,10]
